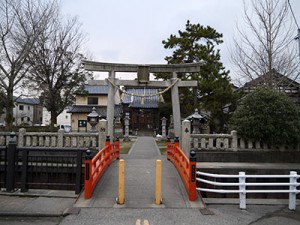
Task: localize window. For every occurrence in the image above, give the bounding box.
[88,97,98,105]
[78,120,87,127]
[19,105,24,110]
[28,106,30,110]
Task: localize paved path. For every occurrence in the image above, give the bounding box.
[75,137,203,208]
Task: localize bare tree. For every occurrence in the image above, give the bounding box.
[231,0,299,86]
[26,11,91,129]
[0,0,57,130]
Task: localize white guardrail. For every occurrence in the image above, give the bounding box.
[196,171,300,210]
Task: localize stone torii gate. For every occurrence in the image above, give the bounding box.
[82,60,202,142]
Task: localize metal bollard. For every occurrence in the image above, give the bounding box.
[117,159,125,204]
[155,160,162,205]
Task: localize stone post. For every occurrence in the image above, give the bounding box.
[57,129,64,147]
[123,113,130,142]
[18,128,26,147]
[181,119,191,156]
[99,119,108,150]
[161,117,167,140]
[168,115,175,138]
[231,130,238,151]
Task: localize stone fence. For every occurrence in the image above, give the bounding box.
[0,128,100,148]
[190,130,299,151]
[180,120,299,154]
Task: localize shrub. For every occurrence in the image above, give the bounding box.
[230,88,300,147]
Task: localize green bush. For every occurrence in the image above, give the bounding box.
[230,88,300,147]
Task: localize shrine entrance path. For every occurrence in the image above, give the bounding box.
[75,137,203,209]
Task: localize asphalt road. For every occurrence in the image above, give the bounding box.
[58,205,300,225]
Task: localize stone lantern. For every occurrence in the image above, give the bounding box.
[191,109,204,134]
[87,107,99,132]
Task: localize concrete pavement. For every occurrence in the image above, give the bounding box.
[0,190,77,217]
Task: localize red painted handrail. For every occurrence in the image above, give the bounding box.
[167,139,197,201]
[84,138,120,199]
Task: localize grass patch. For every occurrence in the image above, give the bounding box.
[120,140,135,154]
[156,139,167,155]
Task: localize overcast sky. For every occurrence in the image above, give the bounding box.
[61,0,300,82]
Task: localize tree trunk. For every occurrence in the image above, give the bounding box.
[5,88,14,131]
[50,110,58,132]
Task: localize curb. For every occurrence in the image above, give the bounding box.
[0,212,63,217]
[0,207,81,218]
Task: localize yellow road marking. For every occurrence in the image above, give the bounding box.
[135,219,149,225]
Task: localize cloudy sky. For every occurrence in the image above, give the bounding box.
[61,0,300,82]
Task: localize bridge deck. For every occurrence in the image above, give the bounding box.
[75,137,203,208]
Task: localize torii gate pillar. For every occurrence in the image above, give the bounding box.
[171,73,181,138]
[107,71,115,141]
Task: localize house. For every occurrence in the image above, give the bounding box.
[42,107,71,127]
[67,84,122,132]
[241,69,300,106]
[121,87,161,135]
[13,97,43,126]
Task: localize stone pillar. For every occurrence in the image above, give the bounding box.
[107,71,115,143]
[99,119,108,149]
[231,130,238,151]
[57,129,64,147]
[181,119,191,156]
[168,115,175,138]
[18,128,26,147]
[161,117,167,139]
[171,73,181,141]
[123,113,130,141]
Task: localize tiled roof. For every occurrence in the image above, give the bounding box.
[122,88,161,109]
[83,85,108,94]
[67,105,122,117]
[14,97,40,105]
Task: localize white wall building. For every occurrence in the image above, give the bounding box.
[13,98,43,126]
[42,107,71,127]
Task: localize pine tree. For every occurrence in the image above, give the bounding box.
[157,20,237,132]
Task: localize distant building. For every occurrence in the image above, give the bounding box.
[242,69,300,106]
[68,84,122,132]
[13,97,43,126]
[42,107,71,127]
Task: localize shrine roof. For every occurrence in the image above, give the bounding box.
[80,85,109,95]
[122,88,161,109]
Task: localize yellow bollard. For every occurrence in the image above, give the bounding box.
[155,159,162,205]
[118,159,125,204]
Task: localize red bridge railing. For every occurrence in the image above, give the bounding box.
[84,136,120,199]
[167,137,197,201]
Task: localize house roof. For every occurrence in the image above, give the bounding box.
[122,88,161,109]
[67,105,122,117]
[82,85,109,95]
[14,97,40,105]
[243,69,300,89]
